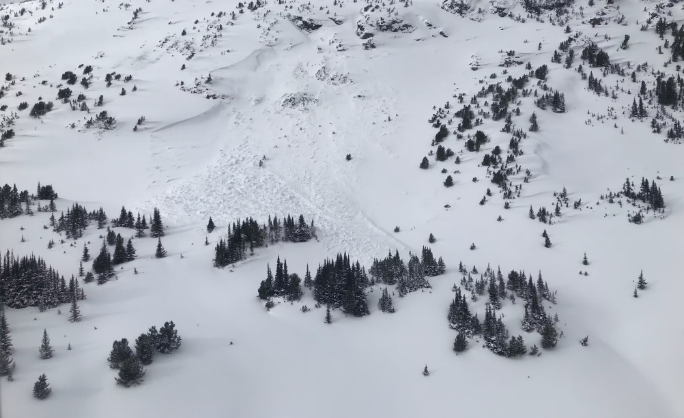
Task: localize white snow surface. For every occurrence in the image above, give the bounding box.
[0,0,683,417]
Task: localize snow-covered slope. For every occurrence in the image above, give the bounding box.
[1,0,683,417]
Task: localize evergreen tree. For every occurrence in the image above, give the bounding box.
[453,332,468,353]
[96,271,108,285]
[303,264,313,289]
[422,365,429,376]
[84,272,94,283]
[156,321,181,353]
[529,344,539,355]
[583,252,589,265]
[634,288,638,298]
[0,311,13,354]
[115,355,145,387]
[529,206,536,220]
[0,346,15,378]
[81,244,90,262]
[544,235,552,248]
[508,335,527,357]
[112,234,127,264]
[420,156,429,169]
[134,333,155,365]
[33,374,51,399]
[92,239,112,275]
[444,175,454,187]
[637,270,647,290]
[125,238,136,261]
[39,329,53,359]
[135,213,145,238]
[68,293,81,322]
[78,261,84,277]
[150,208,164,238]
[287,273,303,301]
[378,288,395,313]
[155,238,167,258]
[541,321,558,349]
[207,217,215,233]
[108,338,134,369]
[325,305,332,324]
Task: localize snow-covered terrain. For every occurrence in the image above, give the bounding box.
[1,0,683,416]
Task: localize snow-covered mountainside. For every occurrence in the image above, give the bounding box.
[0,0,682,416]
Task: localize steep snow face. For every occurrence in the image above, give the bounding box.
[1,0,684,417]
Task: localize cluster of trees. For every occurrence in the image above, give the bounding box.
[0,184,28,219]
[257,257,303,301]
[29,101,53,118]
[449,264,559,357]
[0,251,85,309]
[622,177,665,211]
[84,111,116,130]
[528,204,560,224]
[629,97,648,119]
[52,203,90,239]
[368,247,444,296]
[581,43,610,67]
[313,253,370,317]
[91,234,137,284]
[534,90,566,113]
[214,215,314,268]
[108,321,181,387]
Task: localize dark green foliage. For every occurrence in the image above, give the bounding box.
[112,234,127,264]
[214,215,314,268]
[115,356,145,387]
[92,239,112,275]
[68,293,81,322]
[207,217,215,233]
[324,305,332,324]
[287,273,303,301]
[581,43,610,67]
[33,374,51,399]
[84,272,94,283]
[39,329,53,359]
[0,311,13,355]
[29,101,53,118]
[313,253,369,317]
[419,156,429,169]
[583,253,588,265]
[378,288,395,313]
[637,271,647,290]
[108,338,134,369]
[155,238,167,258]
[444,175,454,187]
[125,238,136,261]
[541,321,558,349]
[507,335,527,357]
[0,249,80,308]
[135,333,155,365]
[155,321,182,353]
[0,346,15,378]
[453,332,468,353]
[150,208,164,238]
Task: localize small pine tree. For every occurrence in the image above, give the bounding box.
[541,322,558,349]
[115,355,145,387]
[583,252,589,265]
[580,336,589,346]
[135,333,155,365]
[453,332,468,353]
[419,156,429,169]
[78,261,84,277]
[428,233,436,243]
[82,244,90,262]
[633,288,638,298]
[529,344,539,355]
[637,271,647,290]
[207,217,215,233]
[422,365,429,376]
[0,311,13,354]
[33,374,51,399]
[0,347,15,378]
[544,235,552,248]
[39,329,53,359]
[156,321,181,353]
[125,238,136,261]
[108,338,134,369]
[150,208,164,238]
[84,272,94,283]
[325,306,332,324]
[155,238,167,258]
[68,294,81,323]
[444,175,454,187]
